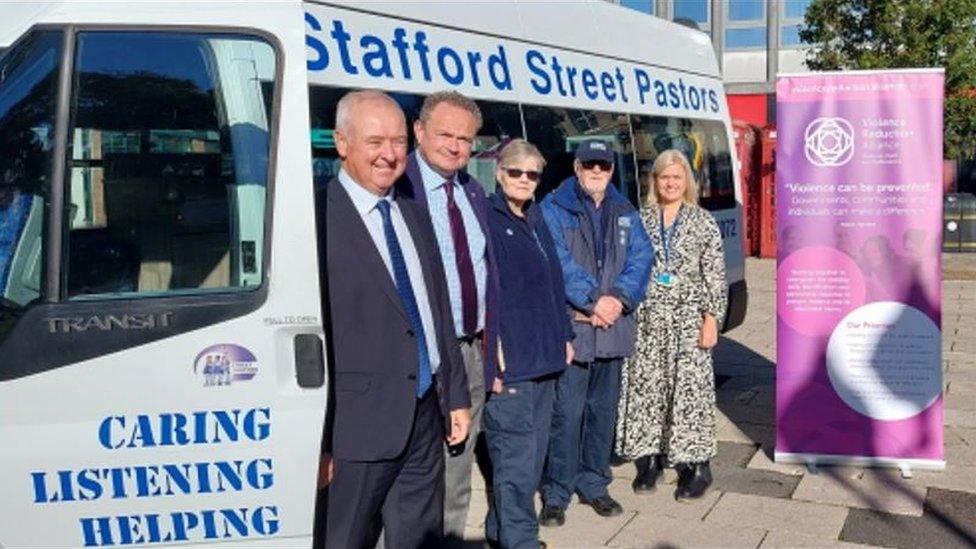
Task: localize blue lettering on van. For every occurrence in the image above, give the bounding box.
[28,408,281,546]
[526,49,551,94]
[79,506,279,546]
[305,12,329,70]
[304,12,723,112]
[98,408,271,450]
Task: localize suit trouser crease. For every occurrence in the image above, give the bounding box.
[326,392,444,549]
[443,338,486,542]
[542,358,622,507]
[484,378,555,548]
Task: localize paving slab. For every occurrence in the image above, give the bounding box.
[944,409,976,428]
[792,470,926,516]
[715,414,774,447]
[608,514,766,549]
[712,463,801,499]
[706,492,849,539]
[840,488,976,549]
[713,441,760,468]
[945,442,976,466]
[909,464,976,493]
[538,507,635,548]
[759,530,879,548]
[607,477,721,522]
[947,426,976,446]
[716,402,776,426]
[746,445,807,476]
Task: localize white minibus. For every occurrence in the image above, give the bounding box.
[0,1,746,546]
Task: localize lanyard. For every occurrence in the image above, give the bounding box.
[658,204,683,272]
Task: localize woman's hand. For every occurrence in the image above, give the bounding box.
[566,341,575,364]
[698,313,718,349]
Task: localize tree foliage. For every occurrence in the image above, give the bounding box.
[799,0,976,159]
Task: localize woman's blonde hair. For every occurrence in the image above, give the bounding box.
[497,138,547,171]
[643,149,698,207]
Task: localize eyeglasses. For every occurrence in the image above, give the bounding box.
[581,160,613,171]
[503,167,542,182]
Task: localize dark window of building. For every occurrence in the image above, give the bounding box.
[726,27,768,49]
[620,0,655,15]
[785,0,812,19]
[674,0,709,23]
[65,32,276,298]
[781,0,813,48]
[728,0,765,21]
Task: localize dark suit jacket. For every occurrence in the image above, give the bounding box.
[317,176,470,461]
[396,152,501,388]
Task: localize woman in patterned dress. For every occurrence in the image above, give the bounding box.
[615,149,727,501]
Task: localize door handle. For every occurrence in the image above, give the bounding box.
[294,334,325,388]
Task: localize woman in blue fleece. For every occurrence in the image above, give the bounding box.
[483,139,573,549]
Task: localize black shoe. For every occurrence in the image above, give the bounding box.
[538,505,565,527]
[632,454,662,494]
[579,495,623,517]
[674,461,712,501]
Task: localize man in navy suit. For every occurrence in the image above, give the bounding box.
[396,91,499,546]
[317,90,471,549]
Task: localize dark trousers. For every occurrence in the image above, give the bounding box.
[484,377,556,548]
[325,391,444,549]
[541,358,622,508]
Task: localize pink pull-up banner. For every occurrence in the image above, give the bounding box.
[775,69,945,469]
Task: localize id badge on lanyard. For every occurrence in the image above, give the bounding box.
[655,205,682,287]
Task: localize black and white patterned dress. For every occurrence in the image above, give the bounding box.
[615,203,727,464]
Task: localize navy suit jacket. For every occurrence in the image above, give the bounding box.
[317,176,470,461]
[395,152,501,388]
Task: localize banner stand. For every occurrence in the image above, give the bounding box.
[774,452,946,476]
[774,69,946,471]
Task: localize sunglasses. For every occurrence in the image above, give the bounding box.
[502,167,542,182]
[581,160,613,171]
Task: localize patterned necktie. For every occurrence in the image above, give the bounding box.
[443,181,478,336]
[376,199,432,398]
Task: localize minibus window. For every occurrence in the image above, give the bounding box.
[307,85,522,194]
[631,115,736,211]
[522,106,639,206]
[64,32,276,298]
[0,30,62,331]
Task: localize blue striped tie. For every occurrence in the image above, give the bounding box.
[376,199,433,398]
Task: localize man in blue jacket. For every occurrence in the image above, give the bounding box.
[539,139,653,525]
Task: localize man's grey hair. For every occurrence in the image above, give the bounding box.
[417,90,483,130]
[335,89,404,134]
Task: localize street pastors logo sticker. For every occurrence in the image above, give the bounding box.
[805,117,854,167]
[193,344,258,387]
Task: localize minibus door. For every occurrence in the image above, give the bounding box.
[0,3,327,547]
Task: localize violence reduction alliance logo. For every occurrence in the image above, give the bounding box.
[193,344,258,387]
[805,117,855,167]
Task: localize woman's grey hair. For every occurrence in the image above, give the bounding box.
[335,89,403,134]
[418,90,483,130]
[497,139,547,171]
[644,149,699,207]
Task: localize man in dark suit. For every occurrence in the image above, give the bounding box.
[317,90,471,549]
[396,91,499,546]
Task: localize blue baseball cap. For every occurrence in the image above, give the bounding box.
[575,139,614,163]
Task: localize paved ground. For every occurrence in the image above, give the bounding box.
[462,253,976,548]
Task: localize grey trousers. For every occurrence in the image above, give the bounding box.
[443,337,486,546]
